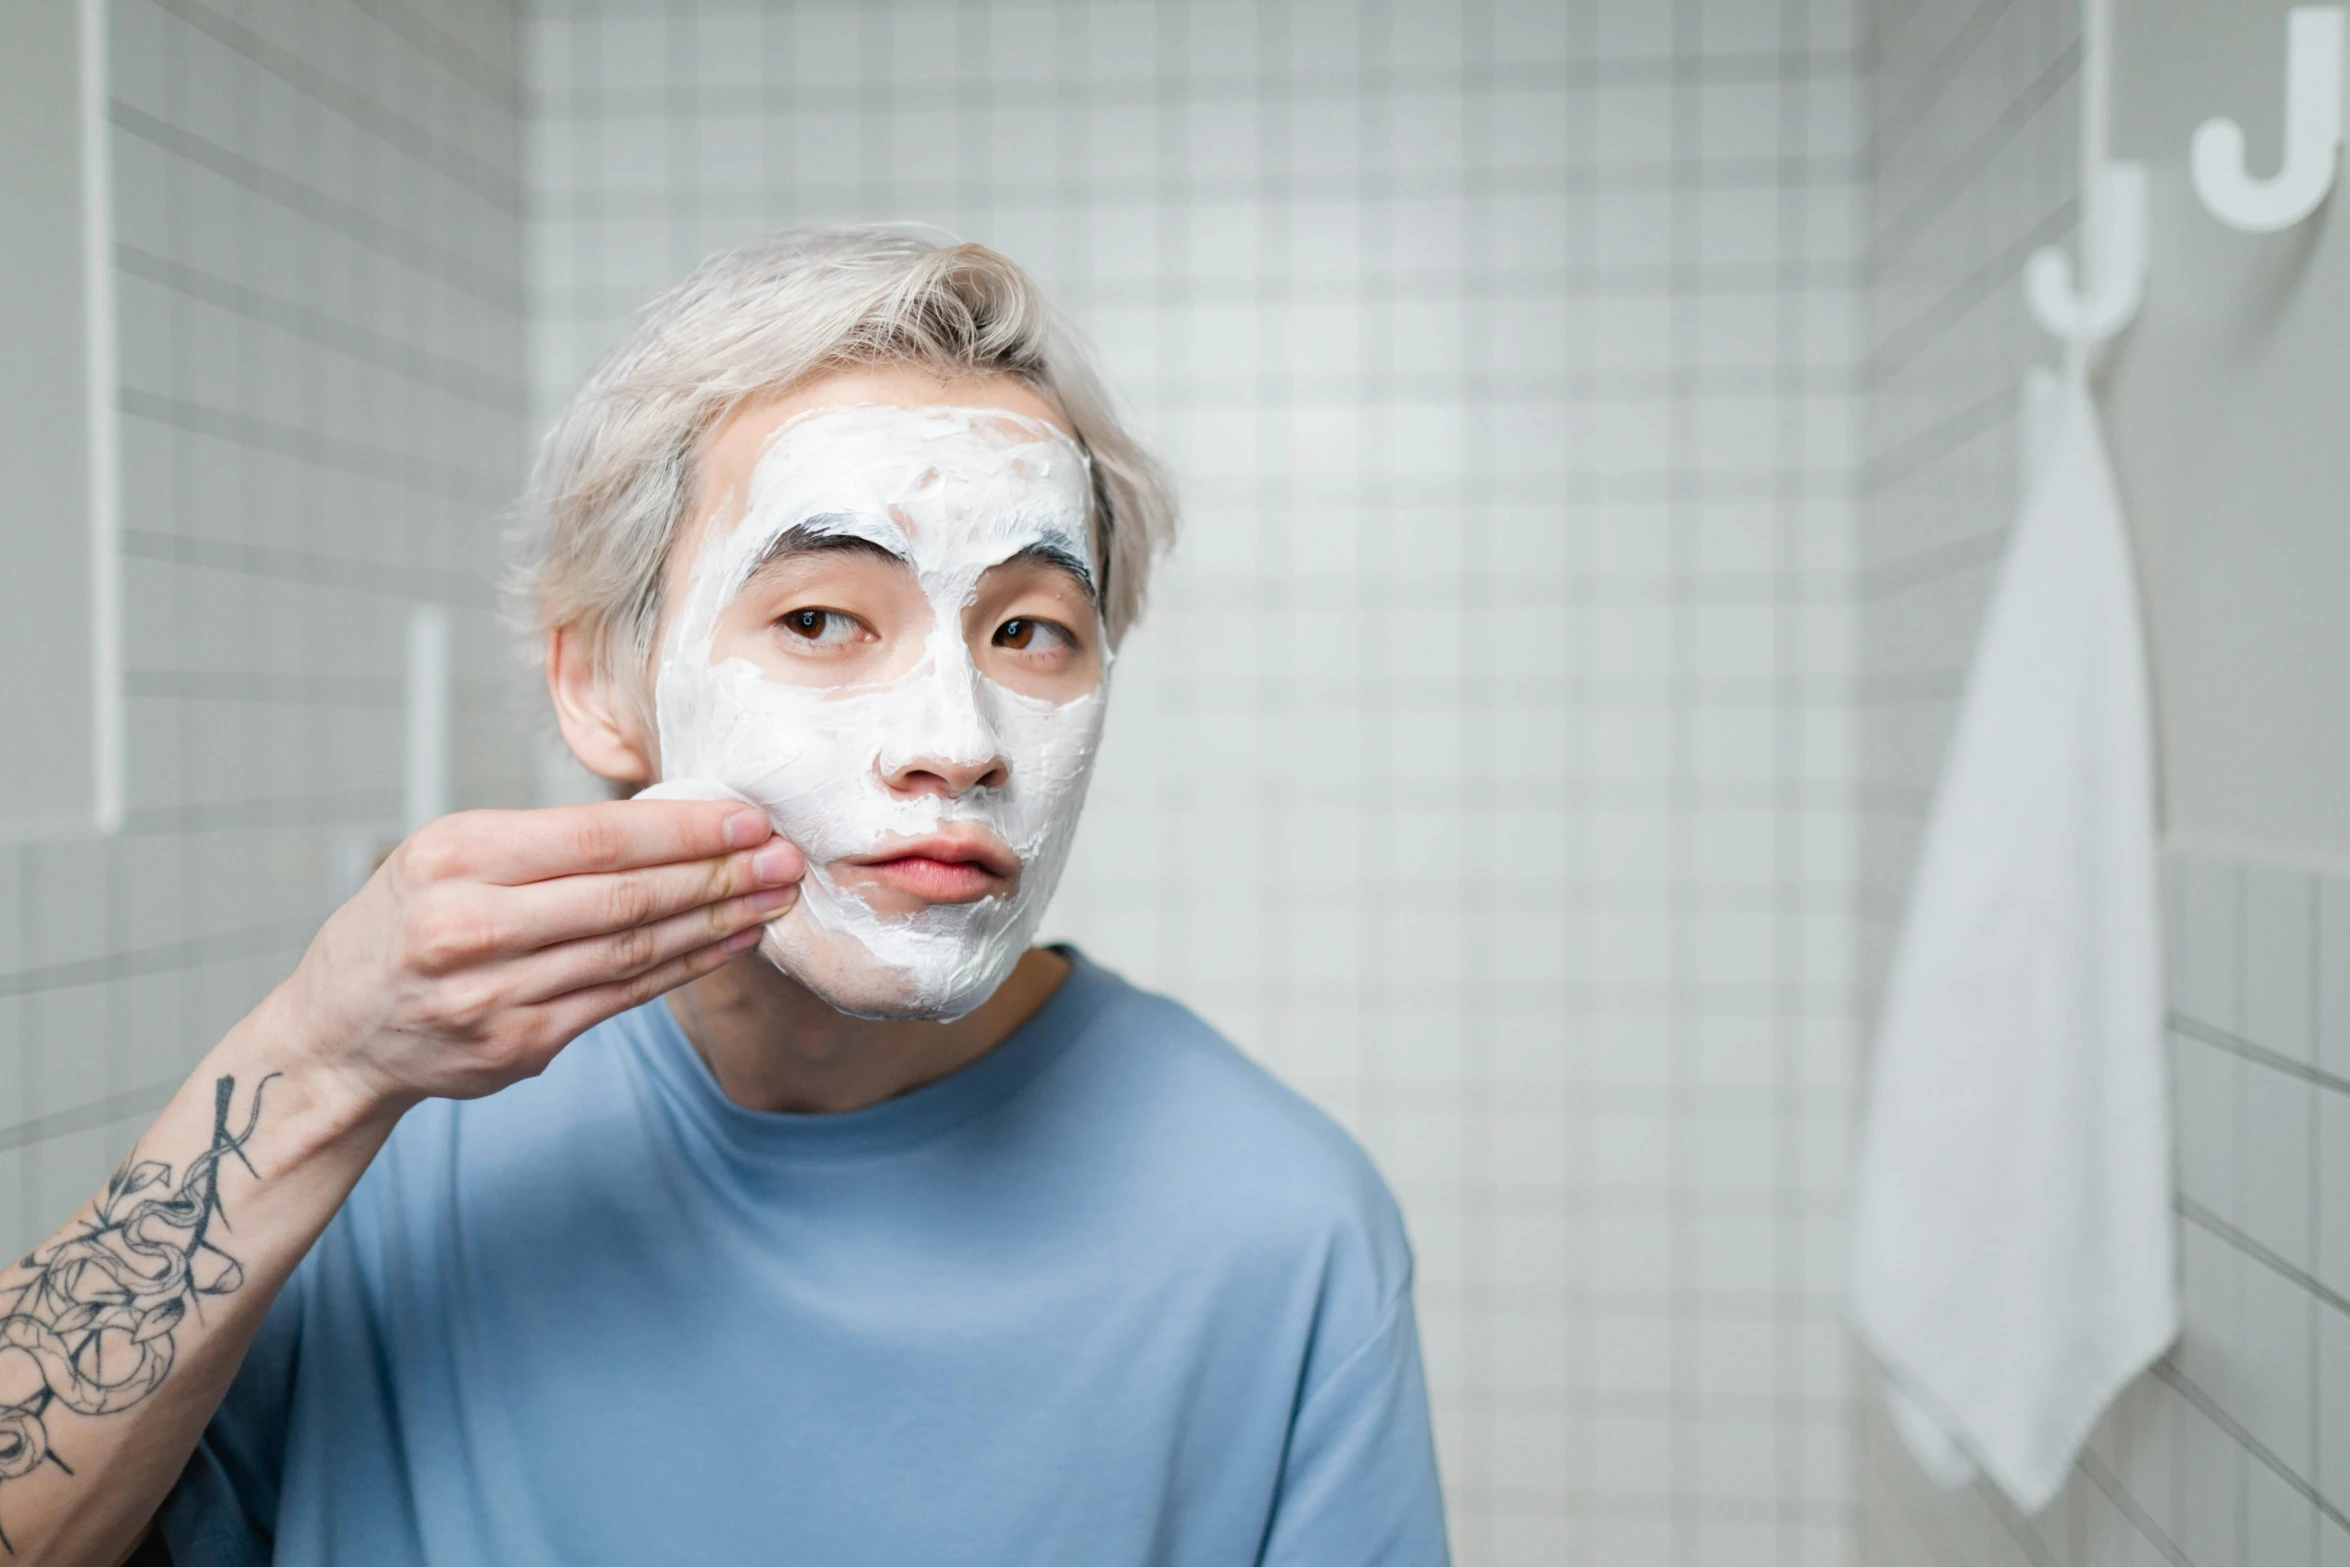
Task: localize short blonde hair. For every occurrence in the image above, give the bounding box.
[511,226,1178,689]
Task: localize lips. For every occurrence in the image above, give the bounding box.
[843,832,1021,905]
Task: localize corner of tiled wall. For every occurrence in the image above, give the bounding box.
[1,0,530,1257]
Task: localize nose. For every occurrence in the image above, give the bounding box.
[882,749,1008,798]
[876,656,1010,799]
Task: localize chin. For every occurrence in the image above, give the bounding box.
[755,915,1018,1024]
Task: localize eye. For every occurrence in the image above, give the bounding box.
[993,617,1072,652]
[777,607,865,645]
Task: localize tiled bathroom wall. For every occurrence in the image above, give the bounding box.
[0,0,529,1252]
[1860,0,2350,1560]
[524,1,1863,1559]
[7,4,2335,1561]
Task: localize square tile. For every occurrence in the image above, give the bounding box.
[2316,1092,2350,1302]
[2245,862,2318,1063]
[2319,873,2350,1083]
[2237,1257,2317,1481]
[2248,1459,2318,1565]
[2241,1064,2316,1274]
[2171,1394,2246,1567]
[2319,1300,2350,1517]
[2174,854,2245,1032]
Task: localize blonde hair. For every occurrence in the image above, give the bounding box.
[511,226,1177,691]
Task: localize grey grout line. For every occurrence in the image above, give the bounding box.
[115,793,403,839]
[1983,1492,2062,1567]
[1856,522,2010,600]
[140,0,521,209]
[529,154,1868,207]
[343,0,520,114]
[118,389,510,506]
[2151,1359,2350,1537]
[0,920,313,1000]
[1857,668,1968,704]
[1863,32,2076,273]
[123,670,406,706]
[112,101,523,311]
[1862,0,2020,172]
[2311,867,2328,1567]
[2172,1012,2350,1099]
[2074,1449,2197,1567]
[529,256,1866,303]
[119,529,498,606]
[1858,386,2020,498]
[0,1081,182,1157]
[1861,196,2073,384]
[1859,1403,2009,1567]
[527,52,1869,116]
[118,244,527,410]
[2176,1196,2350,1321]
[1444,1485,1852,1523]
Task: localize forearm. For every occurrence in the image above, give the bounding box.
[0,987,405,1566]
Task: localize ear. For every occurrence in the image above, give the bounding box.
[546,624,656,785]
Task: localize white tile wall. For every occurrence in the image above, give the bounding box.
[524,2,1863,1560]
[0,0,529,1253]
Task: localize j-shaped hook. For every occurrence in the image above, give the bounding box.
[2026,162,2150,345]
[2191,5,2345,233]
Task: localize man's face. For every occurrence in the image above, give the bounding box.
[647,370,1108,1021]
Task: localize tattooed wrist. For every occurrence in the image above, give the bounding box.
[0,1075,271,1554]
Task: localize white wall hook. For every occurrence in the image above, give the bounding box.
[2191,5,2345,233]
[2026,162,2150,345]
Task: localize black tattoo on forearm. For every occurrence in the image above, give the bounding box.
[0,1074,272,1552]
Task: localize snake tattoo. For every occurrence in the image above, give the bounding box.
[0,1074,271,1553]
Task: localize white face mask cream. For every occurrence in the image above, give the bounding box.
[640,403,1106,1021]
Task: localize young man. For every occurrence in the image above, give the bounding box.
[0,228,1447,1565]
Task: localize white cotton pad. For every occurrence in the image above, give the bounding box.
[634,778,759,808]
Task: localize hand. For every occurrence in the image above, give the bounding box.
[268,801,801,1113]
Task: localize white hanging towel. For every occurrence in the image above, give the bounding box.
[1849,373,2175,1514]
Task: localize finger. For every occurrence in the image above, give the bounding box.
[504,881,797,1005]
[412,800,774,887]
[527,925,766,1046]
[487,838,805,951]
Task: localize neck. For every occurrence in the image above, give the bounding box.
[665,945,1072,1114]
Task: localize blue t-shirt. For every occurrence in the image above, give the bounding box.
[161,951,1447,1565]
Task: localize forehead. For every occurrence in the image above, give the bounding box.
[697,367,1072,499]
[675,402,1095,623]
[757,403,1082,515]
[681,372,1082,572]
[681,389,1090,592]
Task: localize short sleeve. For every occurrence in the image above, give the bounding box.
[1259,1288,1450,1566]
[156,1266,305,1567]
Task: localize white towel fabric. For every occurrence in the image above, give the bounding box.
[1849,373,2176,1513]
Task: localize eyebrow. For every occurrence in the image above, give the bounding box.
[743,516,906,580]
[991,545,1099,606]
[739,518,1096,600]
[1000,540,1098,601]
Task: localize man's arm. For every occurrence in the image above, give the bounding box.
[0,800,801,1566]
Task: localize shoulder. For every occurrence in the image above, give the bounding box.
[1050,957,1415,1311]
